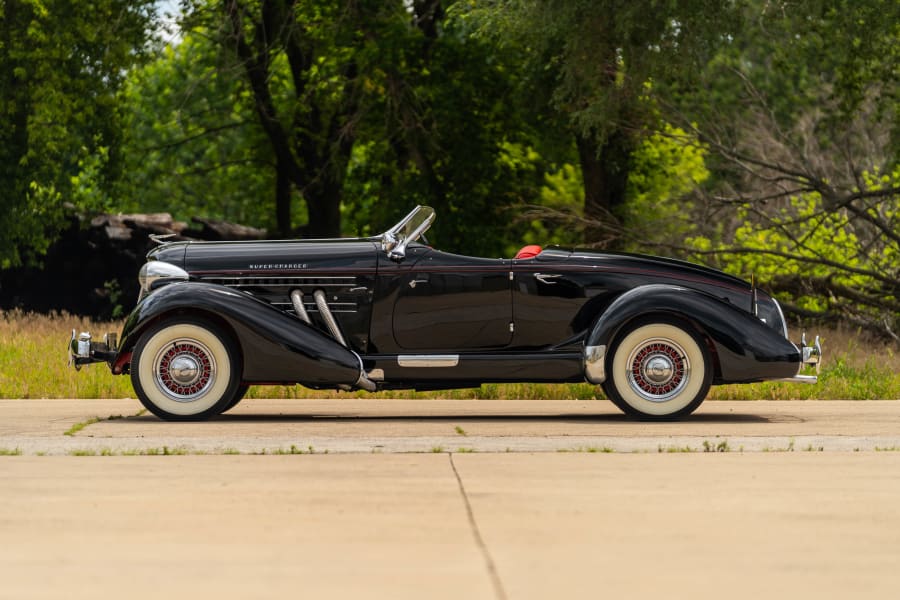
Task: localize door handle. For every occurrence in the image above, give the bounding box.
[409,279,429,289]
[534,273,561,285]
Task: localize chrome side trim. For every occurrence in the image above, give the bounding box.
[772,298,789,338]
[397,355,459,367]
[584,345,607,384]
[778,375,818,384]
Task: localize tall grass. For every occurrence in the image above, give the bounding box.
[1,311,897,400]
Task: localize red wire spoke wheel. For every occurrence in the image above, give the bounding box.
[131,318,242,421]
[605,320,712,420]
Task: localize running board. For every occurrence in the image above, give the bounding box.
[365,352,584,384]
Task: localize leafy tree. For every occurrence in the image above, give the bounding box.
[157,0,550,256]
[0,0,156,267]
[465,0,738,246]
[115,31,275,227]
[671,0,900,338]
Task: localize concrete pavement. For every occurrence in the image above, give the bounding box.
[2,399,900,599]
[2,453,900,599]
[2,398,900,454]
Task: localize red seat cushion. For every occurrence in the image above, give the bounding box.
[514,244,543,259]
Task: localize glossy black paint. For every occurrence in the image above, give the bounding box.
[367,352,584,384]
[181,239,378,353]
[373,247,512,352]
[117,282,363,386]
[121,238,803,388]
[585,284,800,382]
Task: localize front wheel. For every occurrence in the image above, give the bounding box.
[131,318,242,421]
[604,319,712,420]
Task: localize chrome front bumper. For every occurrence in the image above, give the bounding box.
[780,333,822,384]
[68,330,118,370]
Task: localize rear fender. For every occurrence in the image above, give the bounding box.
[116,282,364,386]
[585,284,800,383]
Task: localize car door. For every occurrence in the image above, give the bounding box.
[389,247,513,351]
[511,249,596,348]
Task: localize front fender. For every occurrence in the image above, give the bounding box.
[116,282,364,386]
[585,284,801,383]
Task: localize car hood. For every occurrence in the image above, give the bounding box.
[148,238,380,275]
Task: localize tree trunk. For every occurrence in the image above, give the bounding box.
[576,129,633,248]
[304,176,342,238]
[274,159,292,236]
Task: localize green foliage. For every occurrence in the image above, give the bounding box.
[687,166,899,330]
[467,0,738,142]
[620,125,710,250]
[116,32,275,228]
[498,124,711,254]
[0,0,156,267]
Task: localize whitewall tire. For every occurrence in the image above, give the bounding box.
[131,318,241,421]
[605,320,712,420]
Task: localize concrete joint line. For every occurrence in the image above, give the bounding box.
[449,453,507,600]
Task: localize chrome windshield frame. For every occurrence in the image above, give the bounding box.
[380,205,435,260]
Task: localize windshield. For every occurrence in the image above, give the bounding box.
[381,205,435,257]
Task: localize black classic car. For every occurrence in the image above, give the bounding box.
[69,205,821,420]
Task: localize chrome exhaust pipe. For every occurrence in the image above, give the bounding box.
[313,289,347,347]
[290,289,311,324]
[311,289,376,391]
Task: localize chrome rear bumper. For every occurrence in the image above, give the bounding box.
[780,333,822,384]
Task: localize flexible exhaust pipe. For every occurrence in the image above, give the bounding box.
[290,289,311,324]
[311,289,376,391]
[313,289,347,346]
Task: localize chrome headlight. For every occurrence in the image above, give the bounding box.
[138,261,189,296]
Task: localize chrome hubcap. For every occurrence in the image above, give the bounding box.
[169,355,201,385]
[153,340,216,402]
[643,355,674,384]
[627,338,689,403]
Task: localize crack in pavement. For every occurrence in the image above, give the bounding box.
[449,453,507,600]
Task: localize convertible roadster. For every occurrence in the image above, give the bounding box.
[69,205,820,420]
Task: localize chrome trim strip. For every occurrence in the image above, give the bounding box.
[772,298,789,338]
[271,302,357,314]
[584,345,607,384]
[397,355,459,367]
[778,375,818,384]
[213,283,356,288]
[202,276,358,281]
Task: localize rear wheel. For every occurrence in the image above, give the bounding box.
[131,318,241,421]
[604,319,711,420]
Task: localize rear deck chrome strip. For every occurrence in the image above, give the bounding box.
[397,355,459,368]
